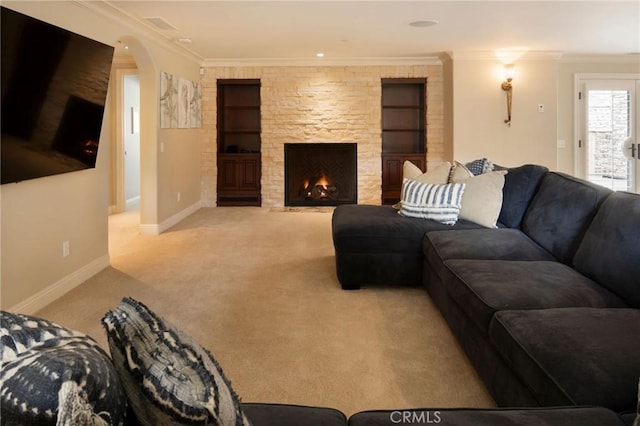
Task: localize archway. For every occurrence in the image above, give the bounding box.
[116,35,159,234]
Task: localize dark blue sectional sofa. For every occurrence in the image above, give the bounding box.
[332,165,640,425]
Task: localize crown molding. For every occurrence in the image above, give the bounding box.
[450,50,564,61]
[201,56,442,68]
[559,54,640,64]
[74,0,202,65]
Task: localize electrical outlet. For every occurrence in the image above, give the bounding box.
[62,240,70,257]
[538,104,545,113]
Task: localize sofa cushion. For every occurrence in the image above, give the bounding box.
[423,228,554,289]
[102,297,251,426]
[0,311,127,426]
[490,308,640,412]
[522,172,611,265]
[424,228,554,264]
[243,403,347,426]
[573,191,640,308]
[348,407,625,426]
[441,260,627,333]
[497,164,548,229]
[398,179,466,225]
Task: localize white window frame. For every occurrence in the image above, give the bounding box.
[573,73,640,179]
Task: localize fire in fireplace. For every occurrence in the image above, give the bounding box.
[284,143,357,206]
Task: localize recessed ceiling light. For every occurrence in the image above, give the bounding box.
[177,37,192,44]
[316,52,325,57]
[409,20,439,28]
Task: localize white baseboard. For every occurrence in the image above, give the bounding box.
[9,254,111,315]
[125,196,140,211]
[138,200,202,235]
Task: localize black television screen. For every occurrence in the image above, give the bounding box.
[1,6,114,184]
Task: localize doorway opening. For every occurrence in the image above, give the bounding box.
[576,75,640,194]
[109,59,140,254]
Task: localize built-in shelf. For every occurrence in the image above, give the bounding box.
[381,78,427,205]
[217,79,261,206]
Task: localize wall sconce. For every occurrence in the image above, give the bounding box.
[501,64,515,126]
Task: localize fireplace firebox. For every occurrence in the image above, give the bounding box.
[284,143,357,206]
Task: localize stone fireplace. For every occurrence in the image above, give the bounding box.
[200,64,445,207]
[284,143,357,206]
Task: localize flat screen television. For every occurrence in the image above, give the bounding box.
[1,6,114,184]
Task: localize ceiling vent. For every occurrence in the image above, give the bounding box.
[143,17,177,31]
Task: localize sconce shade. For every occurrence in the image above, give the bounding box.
[504,64,515,82]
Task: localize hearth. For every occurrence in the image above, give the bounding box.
[284,143,357,206]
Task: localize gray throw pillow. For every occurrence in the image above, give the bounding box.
[0,311,127,426]
[102,297,251,426]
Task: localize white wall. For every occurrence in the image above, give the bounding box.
[1,1,202,312]
[452,54,558,169]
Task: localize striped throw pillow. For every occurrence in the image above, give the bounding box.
[398,179,466,225]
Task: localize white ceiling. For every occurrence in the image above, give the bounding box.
[104,1,640,62]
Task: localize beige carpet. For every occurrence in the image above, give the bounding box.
[36,207,494,416]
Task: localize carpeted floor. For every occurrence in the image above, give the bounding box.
[36,207,494,416]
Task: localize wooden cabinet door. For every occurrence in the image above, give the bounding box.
[239,156,260,190]
[217,153,261,206]
[218,156,240,191]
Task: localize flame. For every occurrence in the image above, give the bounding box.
[317,174,330,187]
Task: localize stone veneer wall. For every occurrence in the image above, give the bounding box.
[201,64,444,207]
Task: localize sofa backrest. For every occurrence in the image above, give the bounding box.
[573,191,640,308]
[522,172,612,265]
[498,164,549,229]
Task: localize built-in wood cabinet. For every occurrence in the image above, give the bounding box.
[217,79,261,206]
[217,154,261,206]
[381,78,426,205]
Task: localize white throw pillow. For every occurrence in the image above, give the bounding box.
[452,170,507,228]
[449,161,474,182]
[403,161,452,184]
